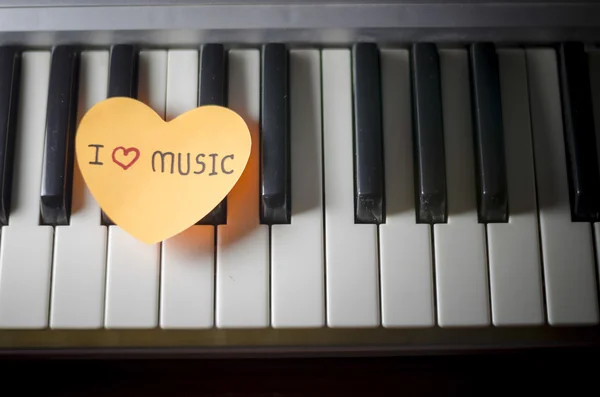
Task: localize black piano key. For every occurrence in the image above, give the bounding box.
[199,44,227,106]
[108,44,138,98]
[40,46,80,225]
[469,43,509,223]
[352,43,385,224]
[197,44,228,225]
[259,43,291,225]
[102,45,139,225]
[410,43,447,224]
[0,47,20,225]
[557,42,600,222]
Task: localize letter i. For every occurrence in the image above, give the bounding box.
[88,144,104,165]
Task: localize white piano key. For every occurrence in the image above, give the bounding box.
[379,49,434,328]
[5,53,51,225]
[51,228,107,328]
[165,49,198,120]
[527,48,599,325]
[50,51,109,328]
[66,51,109,226]
[322,49,380,327]
[434,49,490,327]
[0,51,53,328]
[161,227,214,328]
[216,49,270,328]
[105,227,160,328]
[160,49,215,329]
[271,49,325,328]
[104,50,166,328]
[0,229,54,329]
[486,49,544,326]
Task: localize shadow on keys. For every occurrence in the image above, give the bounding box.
[215,118,264,247]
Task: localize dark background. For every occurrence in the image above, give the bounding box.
[1,347,596,396]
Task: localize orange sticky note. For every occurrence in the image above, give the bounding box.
[75,97,251,244]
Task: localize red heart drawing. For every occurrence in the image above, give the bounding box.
[112,146,140,170]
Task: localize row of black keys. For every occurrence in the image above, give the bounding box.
[0,42,596,227]
[0,43,285,227]
[410,41,600,224]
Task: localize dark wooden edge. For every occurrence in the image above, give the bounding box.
[0,325,598,357]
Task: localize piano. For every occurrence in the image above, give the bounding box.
[0,0,599,357]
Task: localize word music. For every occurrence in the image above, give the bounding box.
[87,144,235,176]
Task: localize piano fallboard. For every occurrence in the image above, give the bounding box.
[0,1,598,46]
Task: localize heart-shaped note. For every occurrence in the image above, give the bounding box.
[75,97,251,244]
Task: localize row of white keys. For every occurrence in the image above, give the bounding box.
[216,49,270,328]
[50,51,110,328]
[160,50,215,329]
[322,49,380,327]
[271,49,325,328]
[104,51,165,328]
[527,48,599,325]
[487,49,544,326]
[379,49,434,327]
[0,52,53,328]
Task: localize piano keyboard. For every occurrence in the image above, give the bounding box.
[1,40,600,353]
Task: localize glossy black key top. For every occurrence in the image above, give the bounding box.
[102,45,138,225]
[0,47,20,225]
[411,43,447,224]
[469,43,509,223]
[352,43,385,224]
[197,44,228,225]
[557,42,600,222]
[199,44,227,106]
[40,46,80,225]
[260,43,291,224]
[108,44,138,99]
